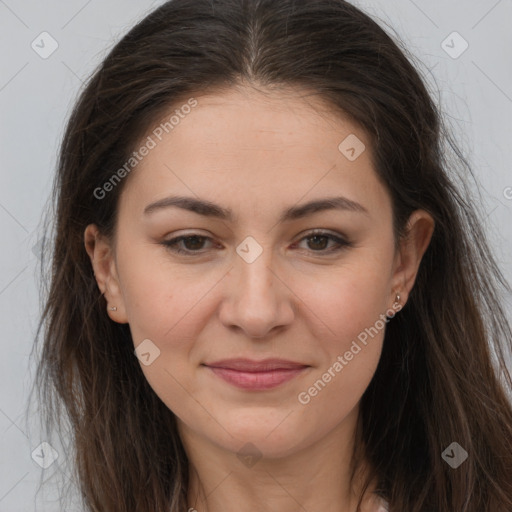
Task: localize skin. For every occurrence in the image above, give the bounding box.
[85,84,434,512]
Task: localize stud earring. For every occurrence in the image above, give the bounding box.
[109,306,117,311]
[394,292,402,307]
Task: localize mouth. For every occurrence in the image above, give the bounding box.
[202,358,310,390]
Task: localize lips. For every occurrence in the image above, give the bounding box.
[203,358,310,390]
[204,358,308,372]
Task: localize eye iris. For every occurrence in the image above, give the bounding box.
[183,236,205,250]
[308,234,328,250]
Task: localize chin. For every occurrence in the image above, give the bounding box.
[212,412,309,459]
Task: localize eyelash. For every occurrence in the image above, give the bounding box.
[161,229,352,256]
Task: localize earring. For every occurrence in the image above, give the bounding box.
[109,306,117,311]
[394,292,401,307]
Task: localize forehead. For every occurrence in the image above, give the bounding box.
[117,85,389,222]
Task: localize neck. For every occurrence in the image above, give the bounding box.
[179,406,381,512]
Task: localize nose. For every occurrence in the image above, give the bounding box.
[218,245,295,339]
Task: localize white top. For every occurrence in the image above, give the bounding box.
[374,497,389,512]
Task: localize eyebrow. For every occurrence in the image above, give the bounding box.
[143,195,369,222]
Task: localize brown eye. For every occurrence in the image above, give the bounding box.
[162,235,213,255]
[306,234,330,251]
[294,230,351,254]
[161,230,352,257]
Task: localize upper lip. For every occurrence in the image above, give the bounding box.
[203,358,309,372]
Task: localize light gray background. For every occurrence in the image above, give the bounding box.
[0,0,511,510]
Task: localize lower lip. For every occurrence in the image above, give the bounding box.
[206,366,308,390]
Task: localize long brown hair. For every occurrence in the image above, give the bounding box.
[30,0,512,510]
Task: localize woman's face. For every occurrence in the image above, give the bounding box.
[86,85,433,460]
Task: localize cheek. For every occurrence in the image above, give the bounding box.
[294,255,392,349]
[289,256,391,418]
[116,248,221,401]
[117,244,212,344]
[300,281,386,383]
[292,272,389,442]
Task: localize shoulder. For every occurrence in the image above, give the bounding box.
[376,500,389,512]
[372,496,389,512]
[363,493,389,512]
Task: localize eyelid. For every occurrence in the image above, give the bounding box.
[161,233,217,255]
[293,227,348,243]
[291,229,351,253]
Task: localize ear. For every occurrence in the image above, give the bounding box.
[390,210,435,307]
[84,224,128,324]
